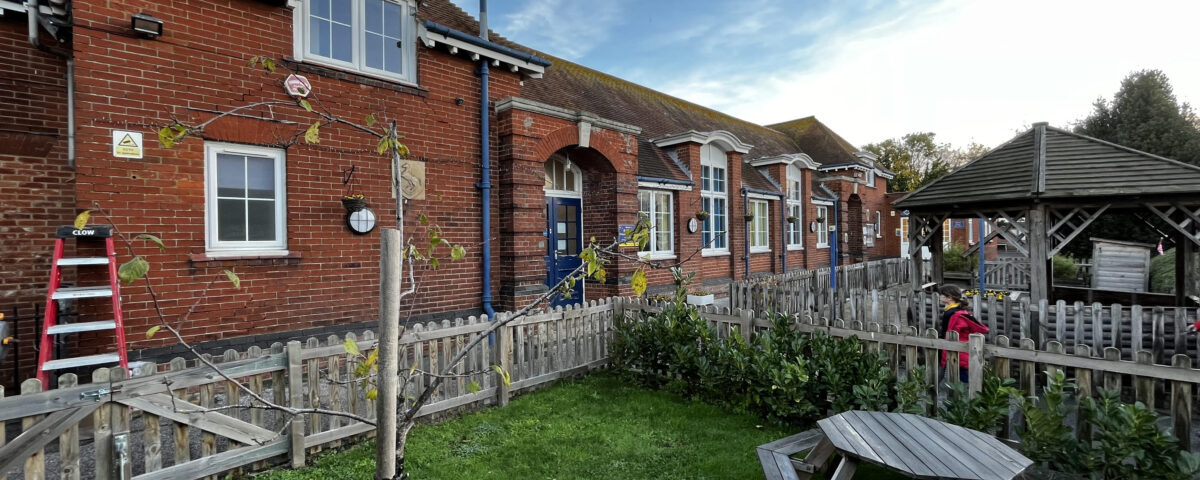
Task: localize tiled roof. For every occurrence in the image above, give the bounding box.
[743,167,779,193]
[519,54,801,156]
[637,138,688,181]
[768,116,863,166]
[897,125,1200,209]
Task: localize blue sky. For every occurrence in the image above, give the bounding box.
[450,0,1200,150]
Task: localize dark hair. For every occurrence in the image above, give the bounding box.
[939,284,964,303]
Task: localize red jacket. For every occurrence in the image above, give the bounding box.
[940,309,989,370]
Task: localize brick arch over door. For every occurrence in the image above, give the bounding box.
[531,125,626,172]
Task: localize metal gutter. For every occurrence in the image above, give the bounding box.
[423,20,552,67]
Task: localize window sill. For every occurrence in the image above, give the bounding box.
[190,251,302,264]
[750,248,771,254]
[284,58,428,97]
[787,246,804,251]
[701,250,731,257]
[816,244,830,249]
[639,253,677,261]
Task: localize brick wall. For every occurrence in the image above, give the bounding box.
[0,17,73,388]
[53,0,524,370]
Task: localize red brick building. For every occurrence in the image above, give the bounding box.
[0,0,896,386]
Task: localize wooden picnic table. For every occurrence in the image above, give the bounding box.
[814,410,1032,480]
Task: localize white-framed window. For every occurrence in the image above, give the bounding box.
[816,205,829,248]
[865,169,875,187]
[297,0,418,84]
[786,165,803,249]
[864,224,875,247]
[205,142,287,255]
[943,219,952,246]
[637,190,674,258]
[544,153,582,197]
[750,199,770,252]
[875,211,882,238]
[700,143,728,253]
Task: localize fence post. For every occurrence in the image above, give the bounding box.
[738,309,754,342]
[286,340,305,468]
[967,333,984,398]
[1171,354,1192,451]
[496,313,513,407]
[923,328,939,417]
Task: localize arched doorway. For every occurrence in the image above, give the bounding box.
[544,152,584,307]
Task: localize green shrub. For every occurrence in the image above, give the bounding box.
[1052,254,1078,280]
[1149,248,1200,294]
[615,278,900,426]
[938,368,1018,434]
[944,243,979,272]
[1017,370,1200,479]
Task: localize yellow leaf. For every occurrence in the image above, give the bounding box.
[343,337,360,356]
[376,136,390,155]
[223,270,240,289]
[74,210,91,229]
[366,389,378,401]
[491,365,511,387]
[304,121,320,144]
[146,325,161,338]
[631,268,647,296]
[467,380,481,394]
[262,58,276,73]
[365,113,377,127]
[299,99,312,113]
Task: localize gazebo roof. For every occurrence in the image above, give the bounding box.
[896,124,1200,210]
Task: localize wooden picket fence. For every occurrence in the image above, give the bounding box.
[0,299,616,479]
[620,297,1200,451]
[729,257,913,316]
[983,258,1032,290]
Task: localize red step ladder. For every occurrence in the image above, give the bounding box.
[37,225,129,387]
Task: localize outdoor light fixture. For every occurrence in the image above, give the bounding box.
[131,13,163,38]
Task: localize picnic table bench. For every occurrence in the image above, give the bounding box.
[758,410,1032,480]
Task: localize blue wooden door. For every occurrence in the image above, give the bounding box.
[545,196,583,307]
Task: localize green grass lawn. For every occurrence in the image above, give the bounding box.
[257,372,906,479]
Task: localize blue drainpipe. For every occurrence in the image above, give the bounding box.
[742,189,751,279]
[830,200,839,294]
[477,0,495,319]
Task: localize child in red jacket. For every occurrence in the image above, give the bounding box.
[938,285,988,383]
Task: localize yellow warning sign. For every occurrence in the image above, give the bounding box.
[112,130,143,159]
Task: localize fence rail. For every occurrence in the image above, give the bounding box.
[0,298,616,480]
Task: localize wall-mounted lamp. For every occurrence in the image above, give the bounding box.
[131,13,163,38]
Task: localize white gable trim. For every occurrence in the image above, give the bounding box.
[652,130,753,154]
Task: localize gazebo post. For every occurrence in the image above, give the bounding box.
[930,223,945,287]
[909,215,924,292]
[1028,205,1049,345]
[1177,227,1198,304]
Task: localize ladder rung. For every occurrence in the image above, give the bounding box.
[47,321,116,334]
[41,353,121,371]
[57,257,110,266]
[52,286,114,300]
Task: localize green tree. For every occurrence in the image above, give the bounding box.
[863,133,981,193]
[1065,70,1200,259]
[1076,69,1200,166]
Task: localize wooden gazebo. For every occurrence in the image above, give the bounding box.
[896,123,1200,320]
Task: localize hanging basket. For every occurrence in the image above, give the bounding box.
[787,216,799,224]
[695,211,710,222]
[341,197,367,212]
[744,214,755,222]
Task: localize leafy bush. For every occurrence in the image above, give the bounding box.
[1018,370,1200,479]
[1052,254,1078,280]
[944,243,978,272]
[614,268,901,426]
[1149,248,1200,294]
[938,368,1018,434]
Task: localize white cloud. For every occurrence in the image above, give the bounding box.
[499,0,628,60]
[657,0,1200,148]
